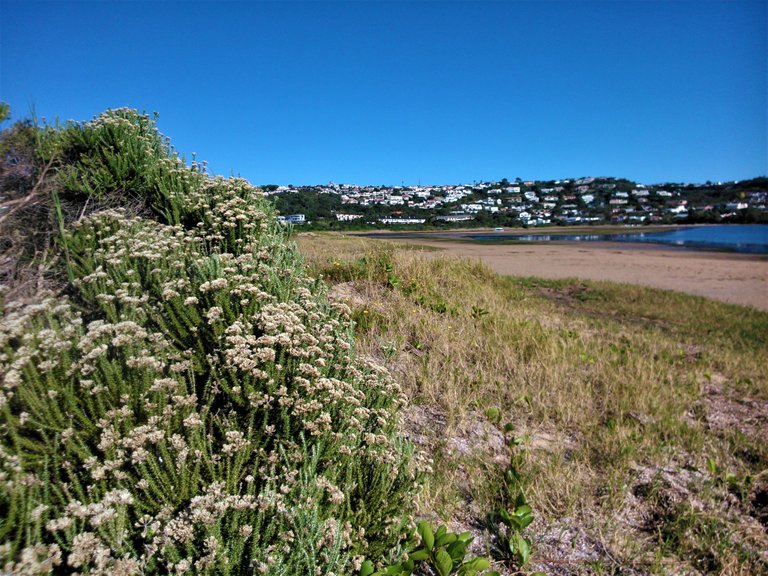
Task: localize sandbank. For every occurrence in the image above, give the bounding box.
[383,237,768,310]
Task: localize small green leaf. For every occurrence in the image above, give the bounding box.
[508,516,525,531]
[436,531,457,547]
[418,521,434,550]
[360,560,375,576]
[499,508,512,524]
[464,557,490,571]
[514,504,532,516]
[485,407,501,423]
[508,536,517,554]
[435,549,453,576]
[513,533,531,565]
[435,525,447,541]
[409,549,429,561]
[446,539,467,561]
[518,515,534,529]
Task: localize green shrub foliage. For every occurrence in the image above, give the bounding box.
[0,109,424,574]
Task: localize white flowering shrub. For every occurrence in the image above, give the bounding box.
[0,110,424,574]
[50,109,171,208]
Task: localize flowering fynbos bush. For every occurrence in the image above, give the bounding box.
[0,109,426,574]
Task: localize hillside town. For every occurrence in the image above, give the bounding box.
[265,176,768,228]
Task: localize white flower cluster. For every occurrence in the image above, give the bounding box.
[0,109,425,574]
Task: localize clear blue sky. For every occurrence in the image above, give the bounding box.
[1,1,766,185]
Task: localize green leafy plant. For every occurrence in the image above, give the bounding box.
[497,495,534,566]
[0,102,9,124]
[484,407,501,425]
[470,305,488,320]
[360,521,499,576]
[485,422,536,570]
[706,457,752,502]
[385,262,401,289]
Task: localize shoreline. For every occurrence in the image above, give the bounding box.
[351,224,768,254]
[353,223,677,235]
[380,236,768,310]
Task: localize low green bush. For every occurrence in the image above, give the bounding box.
[361,522,497,576]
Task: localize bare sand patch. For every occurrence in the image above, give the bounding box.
[385,239,768,310]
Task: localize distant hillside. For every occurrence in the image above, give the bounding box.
[267,177,768,230]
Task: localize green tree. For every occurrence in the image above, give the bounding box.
[0,102,10,124]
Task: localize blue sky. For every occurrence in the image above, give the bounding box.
[1,1,766,185]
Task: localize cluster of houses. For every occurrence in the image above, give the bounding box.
[268,177,767,227]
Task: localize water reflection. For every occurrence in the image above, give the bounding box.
[466,225,768,254]
[359,225,768,254]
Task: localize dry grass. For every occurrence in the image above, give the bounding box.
[297,232,768,575]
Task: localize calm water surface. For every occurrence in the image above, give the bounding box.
[364,225,768,254]
[468,225,768,254]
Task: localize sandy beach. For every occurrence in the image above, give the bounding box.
[382,237,768,310]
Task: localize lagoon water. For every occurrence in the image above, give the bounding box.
[468,225,768,254]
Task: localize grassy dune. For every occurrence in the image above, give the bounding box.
[298,232,768,575]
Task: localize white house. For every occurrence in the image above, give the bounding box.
[277,213,306,224]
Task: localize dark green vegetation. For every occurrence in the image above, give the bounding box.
[299,235,768,575]
[0,109,427,574]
